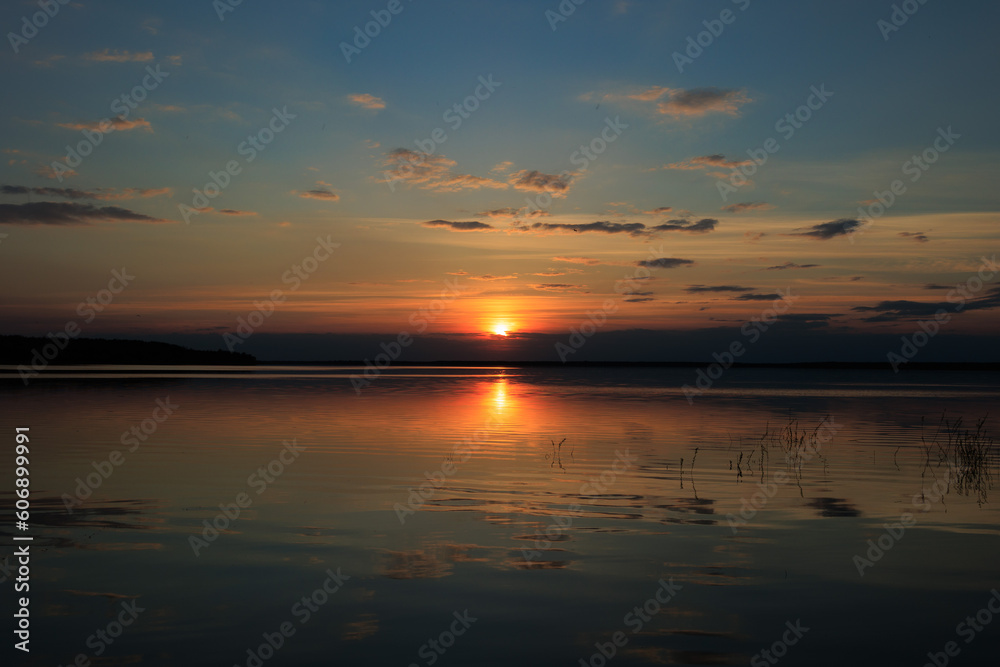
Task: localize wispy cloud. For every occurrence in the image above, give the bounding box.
[651,218,717,234]
[0,202,169,226]
[765,262,820,271]
[1,185,170,201]
[899,231,930,243]
[723,201,774,213]
[790,219,863,240]
[381,149,508,193]
[421,219,494,232]
[637,257,694,269]
[666,154,752,171]
[508,170,573,197]
[84,49,154,63]
[685,285,755,293]
[57,116,152,133]
[348,93,386,110]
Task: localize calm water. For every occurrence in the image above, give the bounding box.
[2,367,999,666]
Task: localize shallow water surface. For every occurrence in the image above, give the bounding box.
[2,367,999,666]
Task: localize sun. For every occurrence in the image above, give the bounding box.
[492,326,509,337]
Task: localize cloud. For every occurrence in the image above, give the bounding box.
[57,116,152,133]
[627,86,670,102]
[666,154,753,171]
[734,292,785,301]
[765,262,821,271]
[852,288,1000,322]
[348,93,386,110]
[923,284,952,291]
[684,285,755,293]
[381,149,508,193]
[656,88,751,117]
[474,207,548,220]
[471,274,517,281]
[217,209,257,216]
[33,54,64,68]
[644,206,673,215]
[1,185,171,201]
[0,202,169,226]
[625,297,655,303]
[508,170,573,197]
[651,218,717,234]
[530,283,590,293]
[744,231,765,243]
[35,165,77,180]
[723,201,774,213]
[532,270,581,277]
[791,219,863,240]
[421,219,494,232]
[490,161,514,174]
[899,231,930,243]
[297,188,340,201]
[637,257,695,269]
[84,49,154,63]
[525,221,648,237]
[553,256,602,265]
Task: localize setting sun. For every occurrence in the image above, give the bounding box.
[492,326,509,337]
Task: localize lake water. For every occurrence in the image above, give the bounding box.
[2,367,999,666]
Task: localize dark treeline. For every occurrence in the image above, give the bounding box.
[0,335,256,366]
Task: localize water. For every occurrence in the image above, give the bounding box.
[2,367,999,666]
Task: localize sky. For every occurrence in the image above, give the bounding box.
[1,0,999,361]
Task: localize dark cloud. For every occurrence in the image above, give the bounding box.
[852,287,1000,322]
[297,188,340,201]
[899,231,930,243]
[637,257,695,269]
[791,219,863,240]
[508,170,573,196]
[923,284,952,291]
[529,283,590,293]
[527,221,647,237]
[722,201,774,213]
[656,88,751,117]
[684,285,755,293]
[624,297,655,303]
[421,219,494,232]
[766,262,821,271]
[1,184,170,200]
[651,218,717,234]
[0,201,168,226]
[733,292,783,301]
[667,154,752,170]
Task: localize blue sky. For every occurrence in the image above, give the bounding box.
[2,0,999,357]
